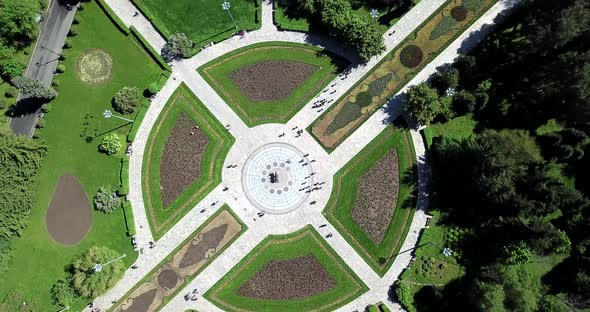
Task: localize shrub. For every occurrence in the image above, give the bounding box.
[146,82,160,96]
[59,54,66,61]
[73,16,81,24]
[399,45,424,68]
[162,32,194,61]
[405,83,443,126]
[63,39,72,49]
[56,64,65,73]
[0,45,25,78]
[68,26,78,37]
[11,76,57,100]
[98,133,122,155]
[451,5,468,21]
[41,103,52,113]
[394,281,413,311]
[0,99,6,109]
[52,79,60,87]
[430,16,456,40]
[93,187,121,213]
[113,86,141,114]
[78,3,84,10]
[50,280,77,307]
[452,89,476,114]
[36,118,46,128]
[5,87,16,98]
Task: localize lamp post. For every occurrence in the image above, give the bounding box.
[103,109,134,123]
[93,254,126,273]
[370,8,379,20]
[222,1,238,29]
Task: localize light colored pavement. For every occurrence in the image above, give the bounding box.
[86,0,517,311]
[10,0,77,136]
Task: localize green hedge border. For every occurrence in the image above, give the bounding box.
[95,0,130,35]
[129,26,172,72]
[122,201,135,236]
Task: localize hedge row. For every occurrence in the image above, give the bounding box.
[119,157,130,195]
[122,201,136,236]
[129,26,172,72]
[95,0,130,35]
[127,102,149,142]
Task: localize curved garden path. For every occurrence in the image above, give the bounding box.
[86,0,518,311]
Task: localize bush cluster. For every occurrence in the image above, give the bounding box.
[113,86,141,114]
[93,187,121,213]
[98,133,122,155]
[11,76,57,101]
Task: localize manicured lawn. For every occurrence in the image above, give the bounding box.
[142,83,234,239]
[0,1,162,310]
[132,0,260,50]
[198,42,348,126]
[309,0,498,151]
[205,225,368,311]
[423,113,477,147]
[324,126,417,275]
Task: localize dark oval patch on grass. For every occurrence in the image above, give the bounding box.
[45,173,92,245]
[229,60,318,102]
[158,269,178,289]
[399,45,424,68]
[237,254,336,300]
[451,6,468,21]
[122,288,157,312]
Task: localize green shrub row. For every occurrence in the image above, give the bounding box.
[119,157,130,195]
[122,201,135,236]
[127,102,149,142]
[129,26,172,72]
[95,0,130,35]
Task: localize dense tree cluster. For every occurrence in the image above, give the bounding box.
[71,246,125,298]
[295,0,385,62]
[0,44,25,79]
[403,0,590,310]
[0,0,40,46]
[11,76,58,101]
[161,32,194,61]
[0,129,47,272]
[112,86,141,114]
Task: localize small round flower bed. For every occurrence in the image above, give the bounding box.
[399,45,424,68]
[76,48,113,85]
[451,6,468,21]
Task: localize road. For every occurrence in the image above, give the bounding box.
[9,0,77,137]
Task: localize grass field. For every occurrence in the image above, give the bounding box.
[142,83,234,240]
[198,42,348,126]
[205,225,368,311]
[0,1,162,310]
[132,0,261,51]
[324,126,417,276]
[309,0,497,151]
[423,113,477,147]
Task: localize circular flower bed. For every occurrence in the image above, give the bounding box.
[451,5,468,21]
[399,45,424,68]
[76,48,113,85]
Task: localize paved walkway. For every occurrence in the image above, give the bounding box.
[87,0,516,311]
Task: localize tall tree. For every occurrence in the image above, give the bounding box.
[0,0,40,45]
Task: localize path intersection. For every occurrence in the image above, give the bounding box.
[89,0,517,311]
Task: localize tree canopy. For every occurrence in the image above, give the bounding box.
[71,246,125,298]
[0,0,40,46]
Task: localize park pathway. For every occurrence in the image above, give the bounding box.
[87,0,517,311]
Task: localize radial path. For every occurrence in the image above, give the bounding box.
[87,0,519,311]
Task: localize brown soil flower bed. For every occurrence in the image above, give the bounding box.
[352,148,399,245]
[45,173,92,245]
[157,269,178,289]
[451,6,468,21]
[229,60,318,102]
[180,224,228,268]
[399,45,424,68]
[238,254,336,300]
[120,289,157,312]
[160,113,209,207]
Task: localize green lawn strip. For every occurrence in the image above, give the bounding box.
[129,26,172,72]
[109,206,247,311]
[0,1,162,310]
[205,225,368,311]
[323,126,417,276]
[309,0,498,152]
[131,0,261,53]
[96,0,131,35]
[142,83,234,240]
[198,42,348,126]
[423,113,477,147]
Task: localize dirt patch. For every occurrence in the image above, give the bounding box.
[352,148,399,245]
[76,48,113,85]
[399,45,424,68]
[180,224,228,268]
[451,6,468,21]
[121,289,157,312]
[157,269,178,289]
[238,254,336,300]
[229,60,317,102]
[45,173,92,245]
[160,113,209,207]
